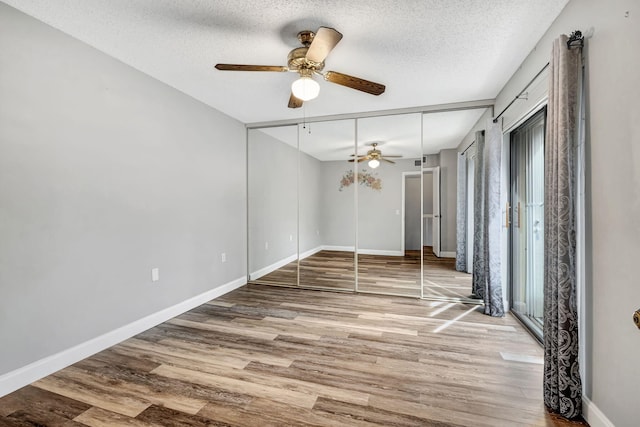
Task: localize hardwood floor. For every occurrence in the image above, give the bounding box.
[254,247,474,300]
[0,286,588,426]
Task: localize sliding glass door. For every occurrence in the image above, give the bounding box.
[510,109,545,339]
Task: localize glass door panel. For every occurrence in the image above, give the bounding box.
[510,109,545,338]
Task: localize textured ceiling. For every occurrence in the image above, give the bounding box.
[4,0,569,126]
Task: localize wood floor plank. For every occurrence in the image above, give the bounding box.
[151,364,319,409]
[199,397,377,427]
[116,337,249,371]
[312,396,465,427]
[74,407,156,427]
[0,385,90,427]
[59,364,209,415]
[33,373,152,418]
[135,405,232,427]
[156,337,295,368]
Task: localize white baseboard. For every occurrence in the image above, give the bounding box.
[583,396,615,427]
[249,253,298,280]
[0,276,247,398]
[299,246,322,260]
[439,251,456,258]
[316,246,404,257]
[357,248,403,256]
[322,245,355,252]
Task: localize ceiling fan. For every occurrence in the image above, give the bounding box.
[349,143,401,168]
[215,27,386,108]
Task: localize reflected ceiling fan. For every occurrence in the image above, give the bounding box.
[349,143,401,168]
[215,27,385,108]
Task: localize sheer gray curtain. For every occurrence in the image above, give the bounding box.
[455,152,467,271]
[543,34,582,419]
[471,125,504,316]
[471,131,485,298]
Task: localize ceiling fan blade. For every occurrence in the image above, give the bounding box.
[382,158,396,164]
[215,64,288,72]
[357,158,368,162]
[288,93,303,109]
[381,155,402,158]
[324,71,386,95]
[306,27,343,64]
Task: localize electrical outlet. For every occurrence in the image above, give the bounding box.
[316,230,320,236]
[265,241,269,250]
[289,234,293,242]
[151,268,159,282]
[221,253,226,263]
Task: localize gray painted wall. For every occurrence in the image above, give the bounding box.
[299,151,323,255]
[459,1,640,424]
[320,161,356,248]
[439,149,458,253]
[0,4,246,375]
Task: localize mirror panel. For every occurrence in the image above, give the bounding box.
[248,126,298,287]
[356,114,423,297]
[298,120,355,291]
[421,109,487,299]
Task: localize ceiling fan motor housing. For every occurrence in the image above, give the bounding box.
[287,47,324,72]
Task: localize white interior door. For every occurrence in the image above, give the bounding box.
[432,166,441,257]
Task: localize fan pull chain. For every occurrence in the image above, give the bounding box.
[302,104,312,134]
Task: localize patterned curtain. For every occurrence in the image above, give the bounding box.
[471,131,485,298]
[471,126,505,316]
[455,152,467,271]
[543,34,582,419]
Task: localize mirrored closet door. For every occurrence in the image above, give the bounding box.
[247,126,299,287]
[247,106,489,302]
[298,120,356,291]
[356,113,423,297]
[421,109,487,301]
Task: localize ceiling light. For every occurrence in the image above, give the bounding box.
[291,76,320,101]
[368,159,380,169]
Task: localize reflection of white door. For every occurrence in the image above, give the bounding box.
[402,172,422,254]
[432,166,441,257]
[422,166,440,257]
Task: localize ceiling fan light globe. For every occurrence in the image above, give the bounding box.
[291,76,320,101]
[368,159,380,169]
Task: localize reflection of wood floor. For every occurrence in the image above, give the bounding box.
[0,285,585,426]
[255,247,473,299]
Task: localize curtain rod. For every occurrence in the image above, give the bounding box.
[492,30,584,124]
[492,62,549,124]
[461,130,484,155]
